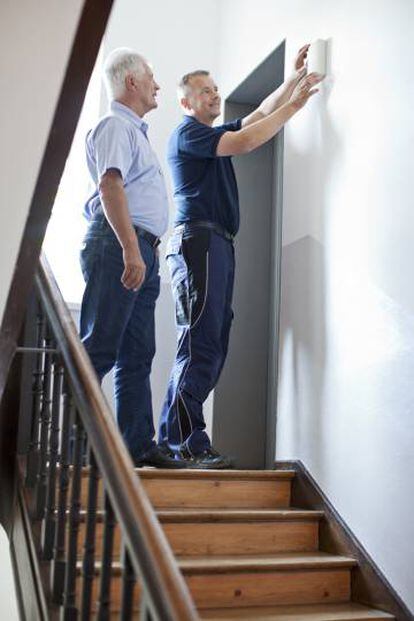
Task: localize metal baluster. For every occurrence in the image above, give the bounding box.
[51,377,73,604]
[97,492,116,620]
[62,409,85,620]
[80,451,100,621]
[25,308,46,487]
[41,358,63,559]
[17,290,41,456]
[120,546,136,621]
[34,325,54,519]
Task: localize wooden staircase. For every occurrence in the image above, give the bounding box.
[5,259,408,619]
[74,468,395,620]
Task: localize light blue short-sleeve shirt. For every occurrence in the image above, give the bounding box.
[84,101,169,237]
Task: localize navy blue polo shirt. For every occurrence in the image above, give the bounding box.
[167,115,242,236]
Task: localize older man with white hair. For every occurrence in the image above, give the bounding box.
[80,48,185,468]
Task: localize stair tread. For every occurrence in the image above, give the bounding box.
[77,552,357,576]
[156,508,324,522]
[76,507,323,522]
[78,466,295,480]
[200,602,394,620]
[133,468,296,480]
[177,552,357,574]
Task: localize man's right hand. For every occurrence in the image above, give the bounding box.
[289,72,325,111]
[121,242,146,291]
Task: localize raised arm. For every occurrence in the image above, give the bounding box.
[241,44,310,128]
[216,71,323,157]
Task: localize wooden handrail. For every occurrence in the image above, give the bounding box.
[36,253,198,621]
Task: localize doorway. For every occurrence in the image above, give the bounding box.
[212,41,286,469]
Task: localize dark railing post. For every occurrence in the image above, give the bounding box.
[62,409,84,621]
[80,451,100,620]
[41,358,63,559]
[25,308,46,488]
[97,492,116,620]
[17,290,39,456]
[120,546,136,621]
[51,375,73,604]
[34,325,54,520]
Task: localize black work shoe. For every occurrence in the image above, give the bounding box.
[179,446,235,470]
[134,445,188,469]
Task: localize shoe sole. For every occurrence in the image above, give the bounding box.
[184,461,235,470]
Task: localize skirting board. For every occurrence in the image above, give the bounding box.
[275,460,413,621]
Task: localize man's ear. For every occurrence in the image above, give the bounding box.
[125,73,137,92]
[180,96,192,111]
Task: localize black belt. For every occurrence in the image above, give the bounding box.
[174,220,234,242]
[91,214,161,248]
[133,225,161,248]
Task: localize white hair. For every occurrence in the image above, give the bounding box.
[103,48,147,99]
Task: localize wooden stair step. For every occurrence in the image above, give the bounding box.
[104,603,394,620]
[177,552,357,574]
[180,552,355,609]
[76,553,356,610]
[156,508,325,522]
[133,468,295,510]
[77,468,295,509]
[200,602,395,620]
[159,508,322,556]
[76,508,323,557]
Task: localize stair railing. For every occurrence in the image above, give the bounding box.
[16,253,198,621]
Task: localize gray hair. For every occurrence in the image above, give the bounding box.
[103,48,147,99]
[177,70,210,98]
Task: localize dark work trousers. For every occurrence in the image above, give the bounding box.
[159,227,235,454]
[79,215,160,461]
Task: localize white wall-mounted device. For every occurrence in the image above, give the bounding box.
[307,39,327,76]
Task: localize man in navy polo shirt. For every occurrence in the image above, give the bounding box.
[80,48,186,468]
[159,45,324,468]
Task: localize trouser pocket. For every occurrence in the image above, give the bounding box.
[167,229,211,327]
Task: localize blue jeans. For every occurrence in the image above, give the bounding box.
[79,216,160,460]
[159,228,235,454]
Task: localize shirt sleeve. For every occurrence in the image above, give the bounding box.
[179,118,242,159]
[218,118,242,132]
[92,117,134,181]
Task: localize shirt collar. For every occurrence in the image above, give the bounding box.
[111,101,148,134]
[183,114,212,128]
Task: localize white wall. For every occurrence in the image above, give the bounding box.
[0,0,85,615]
[217,0,414,612]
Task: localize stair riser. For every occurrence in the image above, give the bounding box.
[77,568,350,611]
[76,519,319,558]
[73,477,291,510]
[163,521,319,556]
[187,568,351,609]
[132,479,291,509]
